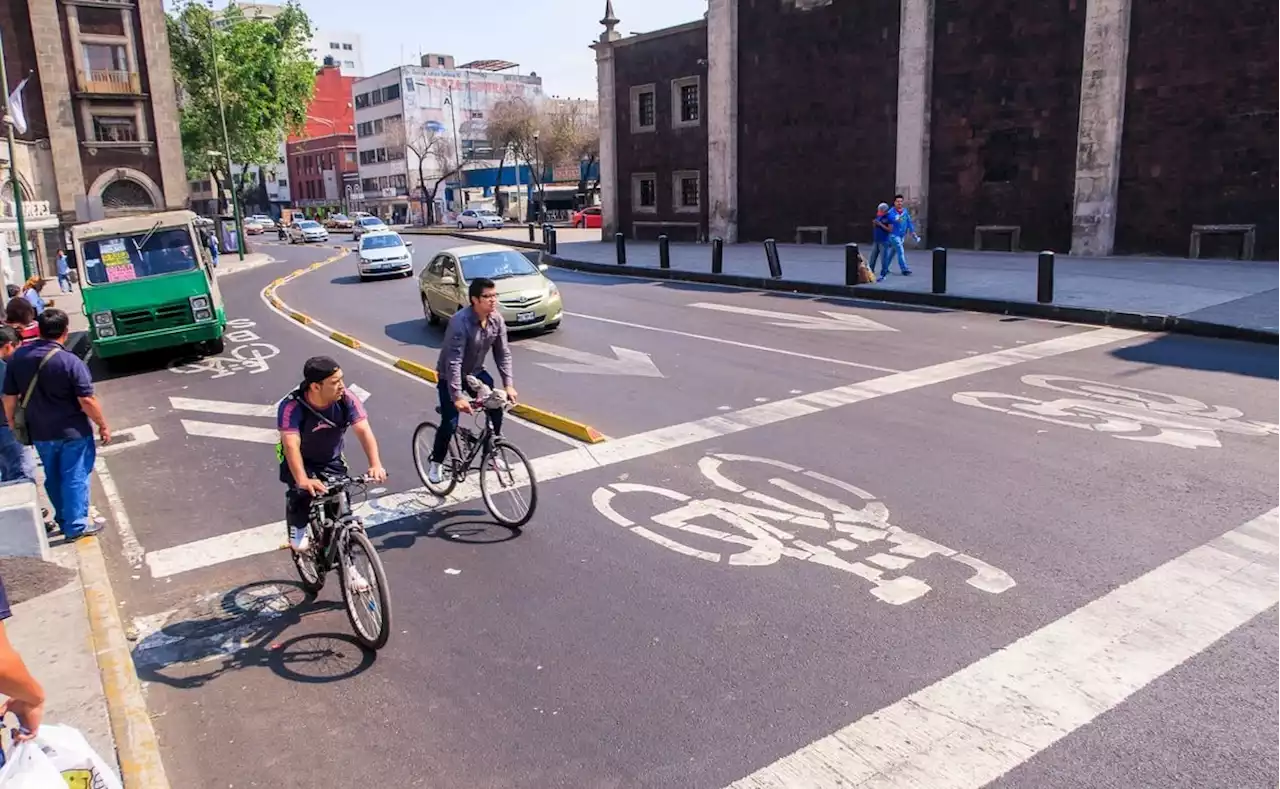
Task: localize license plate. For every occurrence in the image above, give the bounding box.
[516,311,536,323]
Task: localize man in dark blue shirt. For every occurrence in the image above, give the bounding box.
[2,309,111,539]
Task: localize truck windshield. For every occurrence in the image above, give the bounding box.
[81,227,200,286]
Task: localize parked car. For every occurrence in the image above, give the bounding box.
[248,214,277,230]
[571,207,602,229]
[418,244,562,332]
[326,213,354,230]
[242,218,265,235]
[352,215,388,240]
[356,230,414,281]
[288,219,330,243]
[456,209,504,231]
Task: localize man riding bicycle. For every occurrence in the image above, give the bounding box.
[278,356,387,554]
[426,277,518,485]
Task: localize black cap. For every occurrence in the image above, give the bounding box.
[302,356,341,386]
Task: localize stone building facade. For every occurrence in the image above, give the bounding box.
[595,0,1277,259]
[1,0,187,279]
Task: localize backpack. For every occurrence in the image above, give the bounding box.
[273,389,353,464]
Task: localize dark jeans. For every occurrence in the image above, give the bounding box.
[431,370,504,463]
[283,459,347,530]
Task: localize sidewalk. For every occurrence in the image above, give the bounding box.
[548,240,1278,343]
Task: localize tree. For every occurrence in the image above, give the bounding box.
[487,99,531,218]
[168,1,315,212]
[548,101,600,207]
[387,118,461,226]
[500,101,559,223]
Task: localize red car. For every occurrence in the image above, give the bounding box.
[572,206,602,229]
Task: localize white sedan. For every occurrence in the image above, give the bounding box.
[353,216,389,240]
[357,230,414,280]
[288,220,329,243]
[457,209,504,230]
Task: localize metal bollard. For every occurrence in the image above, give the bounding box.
[1037,250,1054,303]
[932,247,947,294]
[844,243,861,286]
[548,227,558,256]
[615,232,627,265]
[527,223,535,243]
[541,223,550,246]
[658,234,671,269]
[763,238,782,279]
[711,237,724,274]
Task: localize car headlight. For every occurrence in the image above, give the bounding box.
[547,281,559,296]
[92,311,113,327]
[97,325,116,338]
[190,295,210,311]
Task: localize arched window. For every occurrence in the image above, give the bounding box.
[100,178,156,210]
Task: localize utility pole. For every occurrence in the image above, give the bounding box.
[207,1,244,260]
[0,33,33,281]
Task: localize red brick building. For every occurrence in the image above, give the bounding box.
[291,63,355,142]
[595,0,1278,259]
[286,134,358,214]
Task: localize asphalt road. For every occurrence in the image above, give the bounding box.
[87,237,1278,788]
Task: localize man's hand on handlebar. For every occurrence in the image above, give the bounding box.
[366,466,388,484]
[297,477,328,496]
[455,397,474,414]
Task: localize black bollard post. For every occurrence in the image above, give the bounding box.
[932,247,947,294]
[615,232,627,265]
[844,243,861,286]
[540,223,550,246]
[763,238,783,279]
[711,237,724,274]
[548,227,559,256]
[658,234,671,269]
[1037,250,1054,303]
[527,223,535,243]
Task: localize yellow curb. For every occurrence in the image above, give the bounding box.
[290,311,312,325]
[511,403,607,444]
[76,537,172,789]
[291,269,306,277]
[330,331,360,348]
[394,358,437,383]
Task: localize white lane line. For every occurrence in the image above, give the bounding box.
[94,458,144,568]
[689,301,898,332]
[170,396,276,418]
[725,506,1280,789]
[97,424,159,457]
[144,326,1138,579]
[259,282,584,448]
[180,420,278,444]
[567,311,902,374]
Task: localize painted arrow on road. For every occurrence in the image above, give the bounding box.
[688,302,898,332]
[171,385,372,445]
[521,340,664,377]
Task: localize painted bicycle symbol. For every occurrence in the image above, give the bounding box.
[591,453,1014,605]
[953,375,1279,449]
[167,319,280,379]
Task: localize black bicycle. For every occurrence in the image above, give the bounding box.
[411,401,538,528]
[290,473,392,650]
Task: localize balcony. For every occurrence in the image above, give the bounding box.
[78,69,142,95]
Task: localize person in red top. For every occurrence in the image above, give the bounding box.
[4,297,38,345]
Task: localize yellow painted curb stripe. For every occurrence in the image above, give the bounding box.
[77,538,172,788]
[330,331,360,348]
[290,311,312,324]
[394,358,437,383]
[511,403,607,444]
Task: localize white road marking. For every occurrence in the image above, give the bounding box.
[170,396,275,418]
[346,383,372,403]
[567,311,901,374]
[521,340,664,377]
[180,419,278,444]
[689,302,898,332]
[144,326,1139,579]
[725,507,1280,789]
[97,424,158,457]
[95,458,144,568]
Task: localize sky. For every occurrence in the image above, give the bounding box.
[283,0,706,99]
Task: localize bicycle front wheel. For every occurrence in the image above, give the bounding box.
[291,522,325,594]
[412,421,458,496]
[480,439,537,528]
[340,530,391,650]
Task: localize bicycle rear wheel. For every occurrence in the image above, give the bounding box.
[290,522,325,593]
[480,439,537,528]
[412,421,458,496]
[340,530,391,650]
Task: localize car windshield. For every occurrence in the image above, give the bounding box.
[361,234,404,250]
[362,218,384,226]
[331,214,348,221]
[81,227,201,286]
[300,221,321,229]
[459,250,539,281]
[478,210,498,216]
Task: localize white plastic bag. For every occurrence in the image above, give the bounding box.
[0,741,65,788]
[19,725,121,789]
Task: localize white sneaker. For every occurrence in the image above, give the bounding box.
[427,462,443,484]
[346,565,370,593]
[490,454,510,472]
[289,527,311,553]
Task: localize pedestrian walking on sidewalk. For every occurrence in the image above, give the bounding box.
[0,575,45,742]
[5,298,39,346]
[207,231,220,269]
[886,194,920,278]
[55,250,72,293]
[1,309,111,541]
[19,277,51,316]
[869,202,897,281]
[0,327,36,486]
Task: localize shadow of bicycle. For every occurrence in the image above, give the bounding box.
[132,580,377,690]
[367,506,523,551]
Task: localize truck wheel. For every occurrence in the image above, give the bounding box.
[203,336,226,356]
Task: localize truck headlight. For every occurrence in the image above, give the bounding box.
[92,311,113,327]
[190,295,210,311]
[97,325,116,338]
[193,308,213,321]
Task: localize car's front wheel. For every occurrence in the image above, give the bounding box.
[423,296,439,326]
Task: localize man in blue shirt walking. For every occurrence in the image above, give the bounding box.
[886,194,921,279]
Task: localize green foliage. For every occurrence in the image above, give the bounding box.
[167,1,316,183]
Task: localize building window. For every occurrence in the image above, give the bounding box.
[672,76,700,128]
[382,83,400,102]
[277,179,287,188]
[357,121,372,137]
[344,60,355,68]
[345,152,355,165]
[355,92,370,108]
[329,42,340,49]
[632,173,657,214]
[673,170,700,213]
[82,43,128,74]
[436,56,445,66]
[362,178,378,192]
[342,43,353,51]
[469,110,483,120]
[91,114,138,142]
[630,84,656,133]
[391,174,407,189]
[376,147,388,162]
[373,118,384,134]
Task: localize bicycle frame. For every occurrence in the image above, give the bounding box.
[306,481,363,572]
[446,409,502,481]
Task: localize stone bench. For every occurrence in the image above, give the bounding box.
[0,482,48,560]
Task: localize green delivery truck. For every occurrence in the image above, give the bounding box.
[71,210,227,360]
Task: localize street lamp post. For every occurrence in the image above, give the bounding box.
[0,33,33,281]
[207,1,244,260]
[443,87,463,217]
